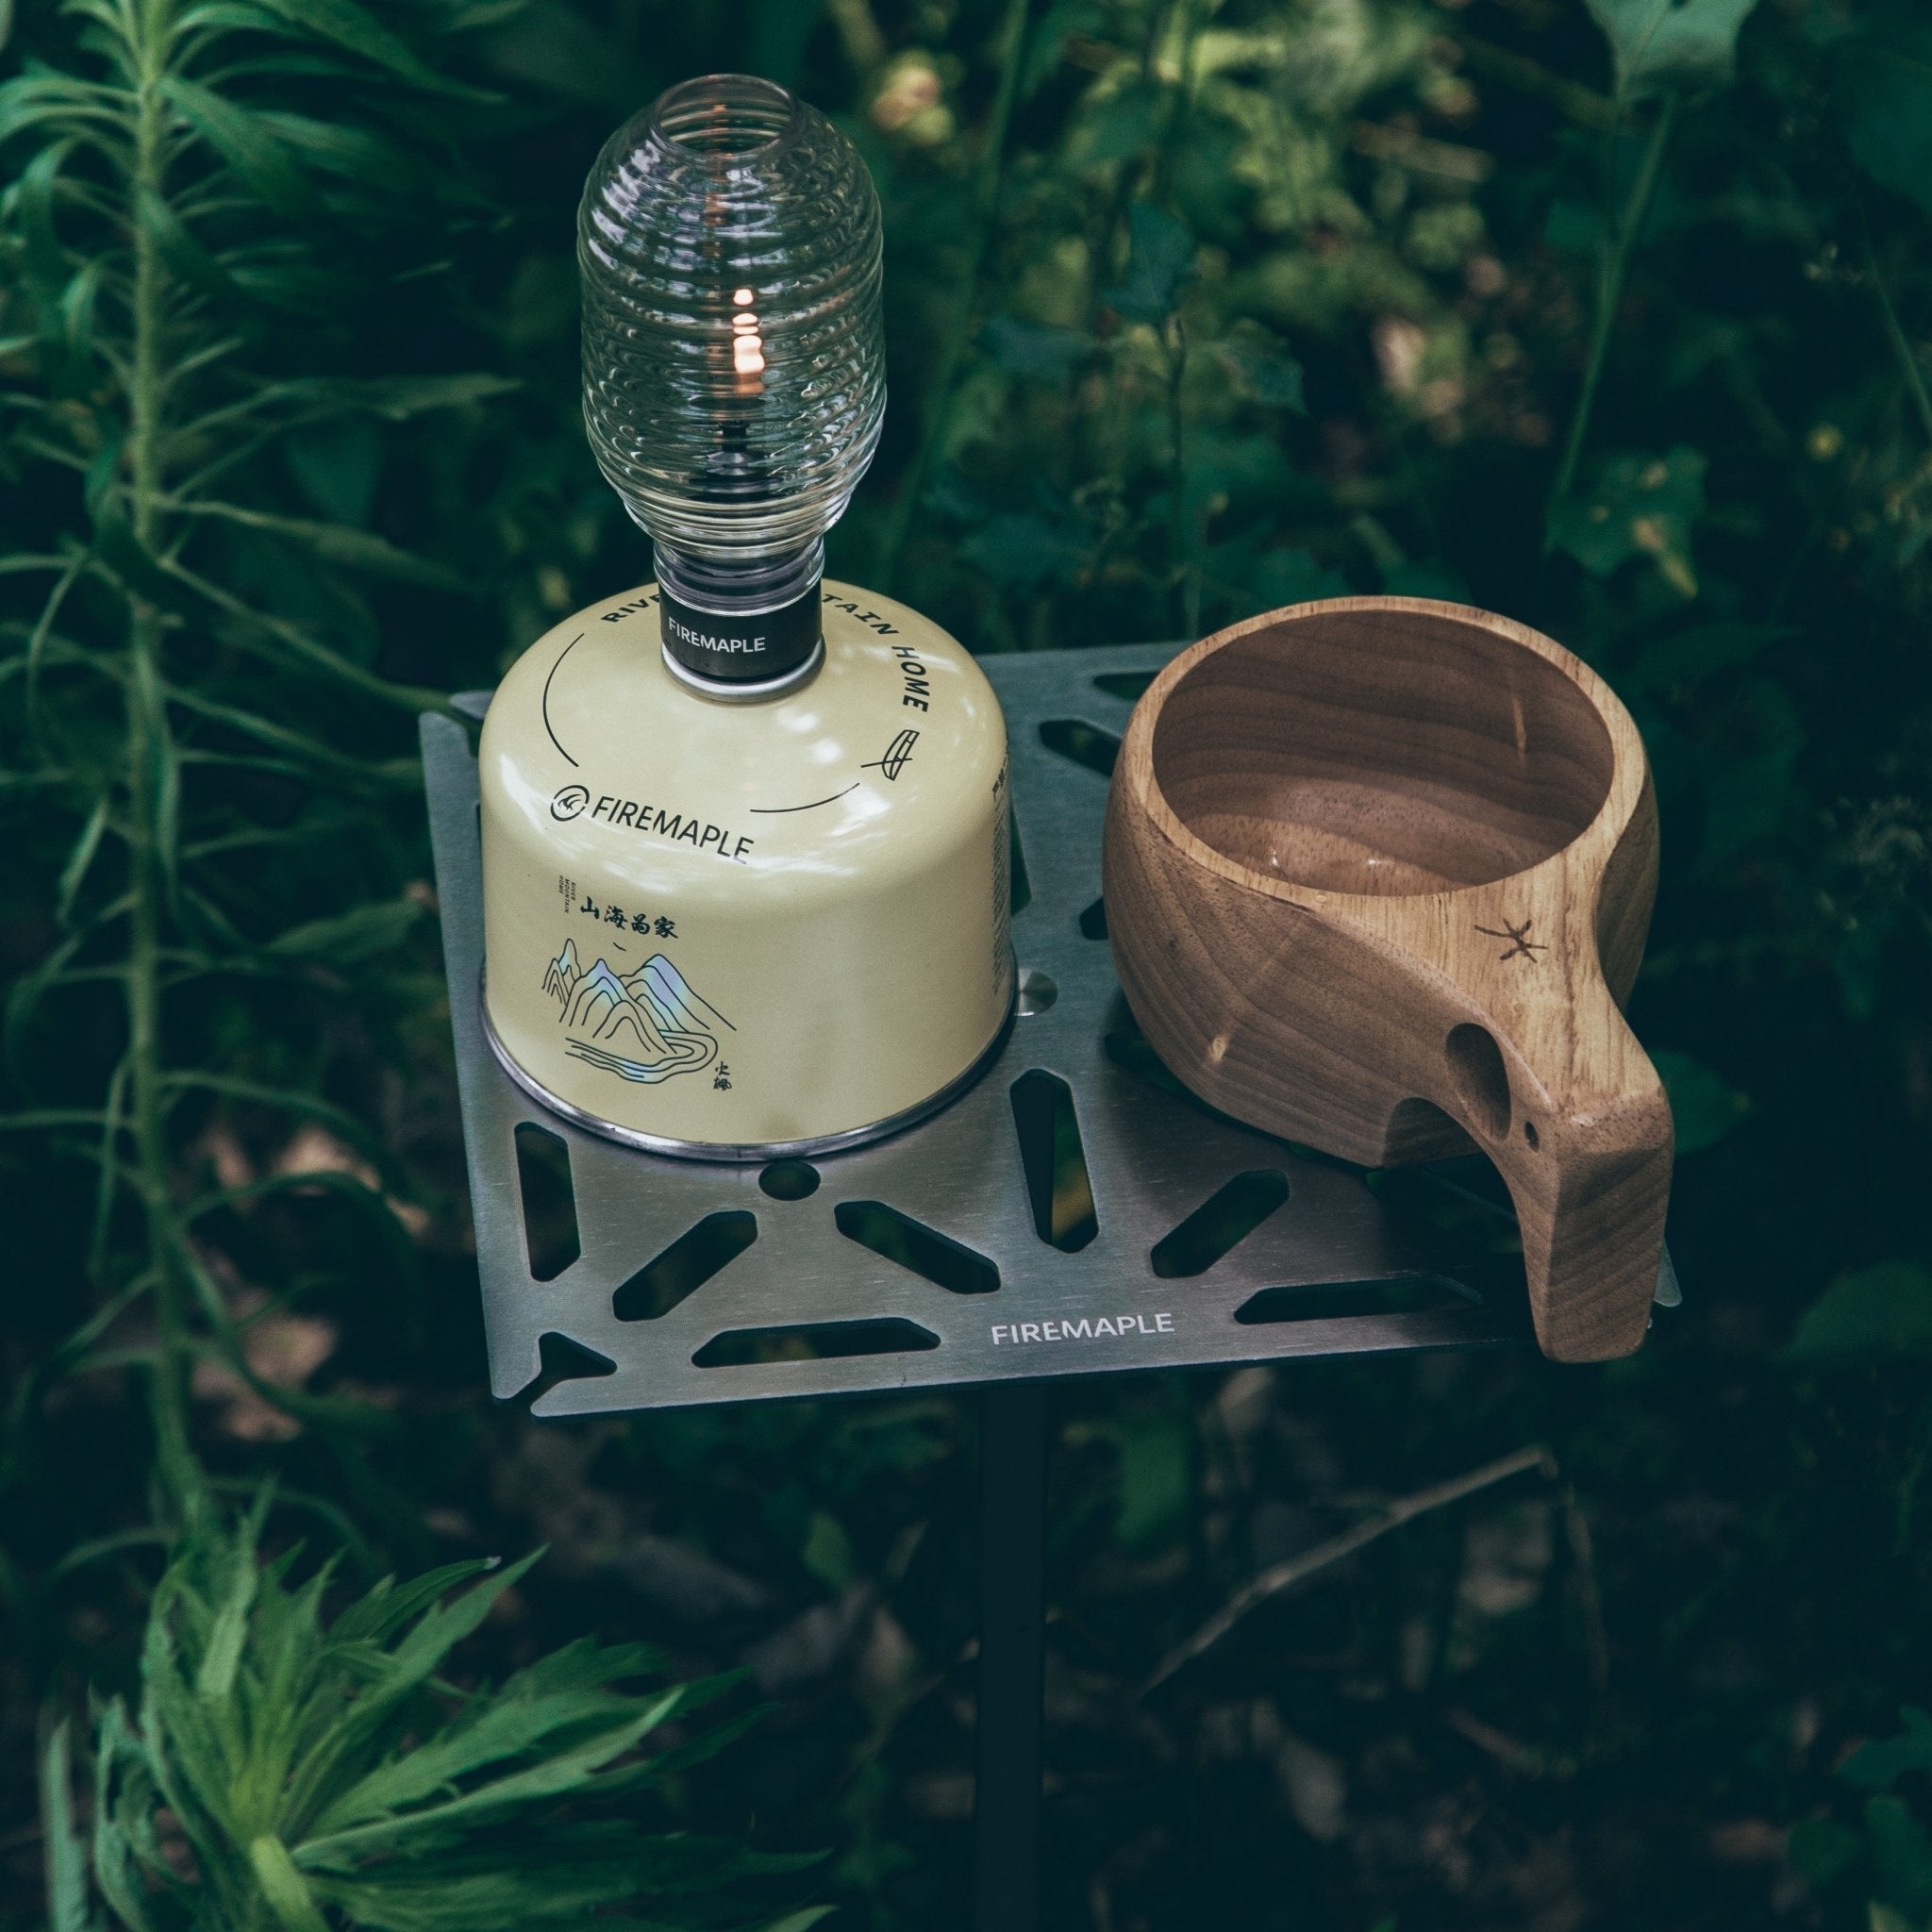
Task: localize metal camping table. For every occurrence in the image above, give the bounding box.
[424,641,1672,1932]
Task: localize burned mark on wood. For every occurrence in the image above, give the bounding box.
[1475,917,1548,963]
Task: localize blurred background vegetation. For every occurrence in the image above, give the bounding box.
[3,0,1931,1926]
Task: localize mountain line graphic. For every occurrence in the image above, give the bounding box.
[541,935,732,1084]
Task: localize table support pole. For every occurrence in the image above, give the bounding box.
[974,1379,1049,1932]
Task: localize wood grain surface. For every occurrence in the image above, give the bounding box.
[1102,597,1672,1362]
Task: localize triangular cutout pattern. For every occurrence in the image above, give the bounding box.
[536,1329,616,1381]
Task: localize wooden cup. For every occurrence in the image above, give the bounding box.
[1102,597,1672,1362]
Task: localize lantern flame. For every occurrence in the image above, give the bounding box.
[730,299,765,382]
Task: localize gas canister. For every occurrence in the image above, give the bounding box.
[478,580,1011,1156]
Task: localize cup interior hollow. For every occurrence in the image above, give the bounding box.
[1149,605,1617,897]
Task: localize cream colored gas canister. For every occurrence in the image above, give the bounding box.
[477,580,1013,1157]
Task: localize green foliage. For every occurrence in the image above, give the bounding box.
[1784,1263,1932,1365]
[1651,1048,1750,1155]
[1550,447,1706,595]
[1790,1709,1932,1930]
[2,2,807,1924]
[1828,1,1932,219]
[1844,1708,1932,1791]
[0,0,510,1505]
[1584,0,1763,101]
[50,1504,824,1932]
[2,0,1930,1926]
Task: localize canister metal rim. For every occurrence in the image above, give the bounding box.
[477,965,1016,1164]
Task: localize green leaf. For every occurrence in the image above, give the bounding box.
[1832,7,1932,219]
[163,688,412,790]
[173,0,314,31]
[313,1864,649,1930]
[1585,0,1764,101]
[195,1525,261,1705]
[1182,425,1295,529]
[285,419,382,525]
[128,641,182,923]
[328,1560,500,1645]
[1867,1793,1932,1924]
[1201,538,1349,612]
[1115,1413,1190,1549]
[1104,204,1195,323]
[134,182,247,308]
[264,897,423,965]
[0,75,121,148]
[310,1686,683,1841]
[160,78,317,219]
[981,313,1091,378]
[800,1511,857,1591]
[1075,76,1165,165]
[270,372,521,420]
[1694,677,1805,872]
[175,501,468,591]
[959,511,1092,590]
[246,0,499,99]
[1629,622,1796,693]
[15,138,73,284]
[1550,446,1706,595]
[308,1642,678,1836]
[158,1074,408,1195]
[8,924,104,1079]
[282,1550,545,1821]
[1788,1816,1862,1888]
[1652,1050,1750,1154]
[1843,1708,1932,1791]
[1023,0,1108,96]
[92,1704,169,1932]
[1784,1262,1932,1365]
[1216,337,1306,410]
[248,109,428,192]
[624,1696,765,1781]
[297,1700,681,1863]
[159,554,449,711]
[251,1835,332,1932]
[82,423,127,533]
[39,1722,94,1932]
[55,794,111,928]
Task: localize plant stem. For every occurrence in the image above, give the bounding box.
[873,0,1033,596]
[1166,317,1197,636]
[124,0,198,1514]
[1084,0,1168,332]
[1158,0,1206,636]
[825,0,887,75]
[1864,232,1932,451]
[1149,0,1203,210]
[1547,94,1677,526]
[1141,1443,1556,1694]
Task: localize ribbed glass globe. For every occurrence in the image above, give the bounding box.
[579,75,885,613]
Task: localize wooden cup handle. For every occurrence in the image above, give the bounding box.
[1440,958,1674,1363]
